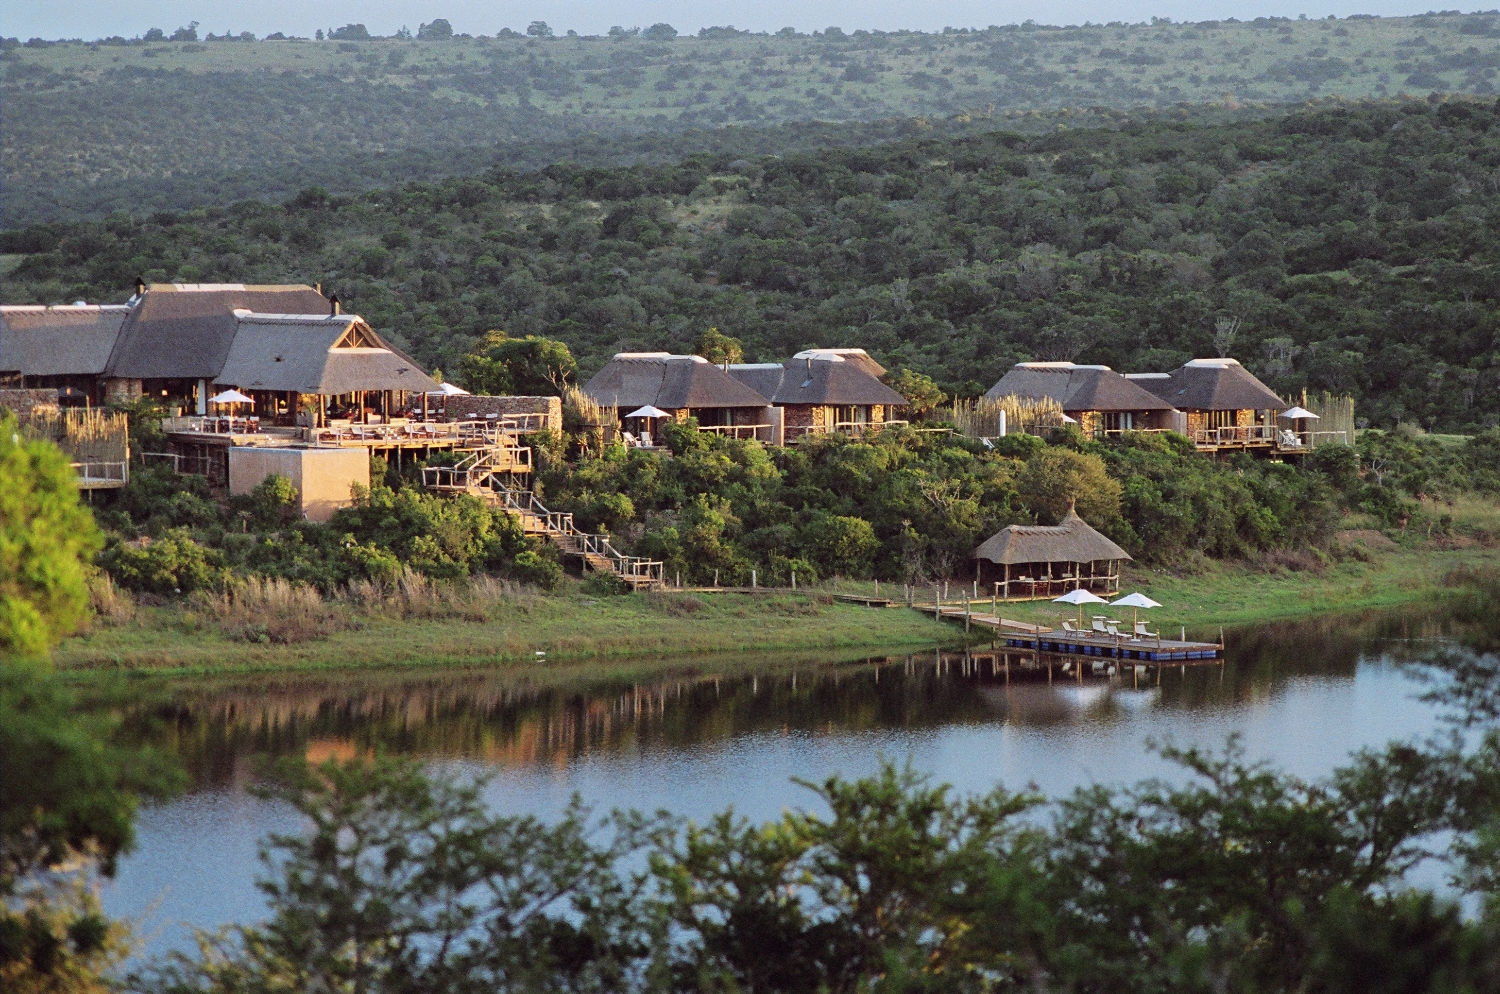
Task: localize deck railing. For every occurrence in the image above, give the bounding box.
[1190,424,1278,447]
[697,424,771,441]
[70,460,128,486]
[784,420,911,442]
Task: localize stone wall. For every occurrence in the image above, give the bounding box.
[438,395,561,430]
[0,388,58,419]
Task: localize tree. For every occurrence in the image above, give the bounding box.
[884,368,946,421]
[142,27,165,42]
[328,23,371,41]
[151,756,667,993]
[416,18,453,40]
[691,326,743,365]
[1,667,181,992]
[526,20,553,38]
[459,331,576,397]
[168,21,198,41]
[642,23,678,41]
[0,414,101,658]
[1015,446,1122,526]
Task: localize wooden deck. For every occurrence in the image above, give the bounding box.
[926,605,1224,662]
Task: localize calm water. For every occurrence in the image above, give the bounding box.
[103,609,1466,963]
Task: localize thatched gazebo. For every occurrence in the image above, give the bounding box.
[974,507,1131,600]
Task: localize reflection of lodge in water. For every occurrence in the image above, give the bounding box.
[130,647,1248,787]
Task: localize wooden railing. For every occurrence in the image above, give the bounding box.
[1190,424,1278,447]
[70,460,128,486]
[697,424,771,440]
[785,420,910,442]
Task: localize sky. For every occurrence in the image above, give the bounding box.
[4,0,1466,41]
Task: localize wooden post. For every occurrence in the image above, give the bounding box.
[791,572,796,590]
[752,570,757,589]
[992,583,998,620]
[874,579,879,597]
[713,569,719,587]
[964,595,971,634]
[675,570,680,588]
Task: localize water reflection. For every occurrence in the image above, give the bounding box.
[107,604,1462,790]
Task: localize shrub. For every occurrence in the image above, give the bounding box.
[508,550,563,591]
[98,528,226,595]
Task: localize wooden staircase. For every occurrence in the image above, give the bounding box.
[423,455,663,588]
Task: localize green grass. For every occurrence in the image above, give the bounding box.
[52,588,959,679]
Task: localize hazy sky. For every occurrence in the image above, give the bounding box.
[5,0,1460,41]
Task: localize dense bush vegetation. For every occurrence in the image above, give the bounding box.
[8,100,1499,429]
[93,463,558,596]
[5,13,1499,225]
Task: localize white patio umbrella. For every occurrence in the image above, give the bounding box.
[1277,406,1320,420]
[1109,591,1163,631]
[207,388,254,418]
[1053,588,1108,628]
[427,382,470,396]
[625,405,671,419]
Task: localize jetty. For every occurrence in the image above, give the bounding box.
[923,603,1224,662]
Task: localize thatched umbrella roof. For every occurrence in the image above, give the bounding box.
[974,508,1132,565]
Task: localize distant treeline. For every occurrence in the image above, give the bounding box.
[6,99,1499,429]
[4,11,1500,225]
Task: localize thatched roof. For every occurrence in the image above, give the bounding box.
[216,314,439,395]
[728,352,907,406]
[106,283,331,379]
[1131,358,1285,411]
[0,305,129,376]
[791,348,888,377]
[974,508,1132,565]
[983,362,1176,413]
[582,354,769,410]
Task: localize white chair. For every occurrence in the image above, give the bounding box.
[1134,620,1159,639]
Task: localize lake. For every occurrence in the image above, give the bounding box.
[103,608,1465,964]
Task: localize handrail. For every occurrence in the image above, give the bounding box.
[70,460,128,482]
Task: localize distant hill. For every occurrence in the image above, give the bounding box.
[5,99,1497,431]
[4,12,1500,226]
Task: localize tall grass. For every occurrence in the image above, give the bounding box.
[950,394,1064,438]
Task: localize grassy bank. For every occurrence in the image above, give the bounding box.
[52,586,959,680]
[51,510,1498,682]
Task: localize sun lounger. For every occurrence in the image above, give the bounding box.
[1134,620,1159,639]
[1061,619,1080,633]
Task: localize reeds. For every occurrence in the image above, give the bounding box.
[21,409,130,463]
[950,394,1065,438]
[1299,390,1357,448]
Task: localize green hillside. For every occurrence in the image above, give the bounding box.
[5,99,1497,430]
[5,12,1500,225]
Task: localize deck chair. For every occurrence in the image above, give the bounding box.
[622,431,639,448]
[1105,622,1128,640]
[1134,620,1159,639]
[1091,617,1110,633]
[1061,619,1080,633]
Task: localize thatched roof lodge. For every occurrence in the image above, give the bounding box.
[983,361,1179,437]
[582,353,773,440]
[974,508,1131,599]
[727,348,908,442]
[1128,358,1286,450]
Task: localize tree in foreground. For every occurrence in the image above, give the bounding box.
[0,415,180,990]
[0,412,101,658]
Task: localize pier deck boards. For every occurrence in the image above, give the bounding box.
[927,605,1223,661]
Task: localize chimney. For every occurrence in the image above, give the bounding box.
[329,294,341,316]
[133,275,146,298]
